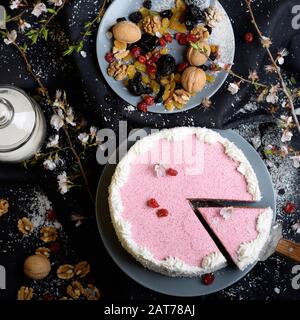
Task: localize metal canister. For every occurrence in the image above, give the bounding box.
[0,86,46,163]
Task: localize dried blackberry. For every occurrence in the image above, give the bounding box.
[160,10,172,19]
[205,25,213,34]
[127,73,147,96]
[129,11,143,23]
[187,4,205,21]
[209,52,217,61]
[185,20,196,31]
[156,55,176,78]
[155,85,165,103]
[143,0,152,9]
[145,87,153,94]
[201,65,208,71]
[138,34,158,52]
[116,17,126,23]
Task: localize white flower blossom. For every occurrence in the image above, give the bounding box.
[292,222,300,234]
[281,129,293,143]
[261,36,272,48]
[50,109,64,131]
[46,134,59,148]
[32,2,48,18]
[78,133,89,145]
[43,159,57,171]
[90,126,98,138]
[48,0,63,6]
[57,171,70,194]
[266,85,279,104]
[248,70,259,82]
[290,155,300,169]
[154,164,166,177]
[280,145,289,157]
[4,30,17,45]
[280,115,293,128]
[65,107,76,126]
[220,207,234,220]
[227,82,239,95]
[18,20,31,33]
[54,153,63,166]
[277,48,288,65]
[10,0,22,10]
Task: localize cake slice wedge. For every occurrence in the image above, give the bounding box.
[198,207,273,271]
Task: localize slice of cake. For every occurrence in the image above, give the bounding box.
[198,207,273,271]
[109,127,262,277]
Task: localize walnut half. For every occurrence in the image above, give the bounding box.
[40,226,58,243]
[17,217,33,235]
[108,62,128,81]
[0,199,9,217]
[173,89,191,105]
[74,261,90,278]
[142,15,162,35]
[57,264,75,280]
[17,286,33,300]
[83,284,101,301]
[67,281,85,300]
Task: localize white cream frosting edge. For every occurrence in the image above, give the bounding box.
[236,207,273,271]
[109,127,262,277]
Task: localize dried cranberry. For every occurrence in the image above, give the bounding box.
[143,95,155,105]
[157,209,169,217]
[186,34,198,43]
[49,242,60,253]
[147,198,159,208]
[47,210,57,221]
[244,32,254,43]
[283,202,296,214]
[164,33,173,43]
[175,33,183,41]
[166,168,178,176]
[131,47,141,58]
[158,38,167,47]
[151,52,161,63]
[137,102,148,112]
[138,55,147,64]
[179,35,188,45]
[202,273,215,285]
[105,52,115,63]
[177,62,189,73]
[147,65,157,74]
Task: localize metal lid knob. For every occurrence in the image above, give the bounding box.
[0,97,14,128]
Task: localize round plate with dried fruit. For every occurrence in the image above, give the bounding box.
[96,0,235,113]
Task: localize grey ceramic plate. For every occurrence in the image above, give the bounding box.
[96,0,235,114]
[95,129,276,297]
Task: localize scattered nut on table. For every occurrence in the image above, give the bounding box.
[40,226,58,243]
[0,199,9,217]
[74,261,90,278]
[57,264,75,280]
[17,286,33,300]
[35,247,51,258]
[67,281,85,300]
[83,284,101,301]
[17,217,33,235]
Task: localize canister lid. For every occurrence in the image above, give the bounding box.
[0,86,36,152]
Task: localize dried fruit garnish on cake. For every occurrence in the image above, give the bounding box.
[104,0,223,112]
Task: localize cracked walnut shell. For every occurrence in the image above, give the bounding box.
[57,264,75,280]
[74,261,90,278]
[18,217,33,235]
[0,199,9,217]
[108,62,128,81]
[17,286,33,300]
[143,15,162,35]
[67,281,85,300]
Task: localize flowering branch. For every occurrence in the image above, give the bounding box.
[63,0,109,55]
[244,0,300,135]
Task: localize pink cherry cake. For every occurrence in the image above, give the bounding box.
[108,127,264,277]
[199,207,273,271]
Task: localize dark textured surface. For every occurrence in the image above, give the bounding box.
[0,0,300,301]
